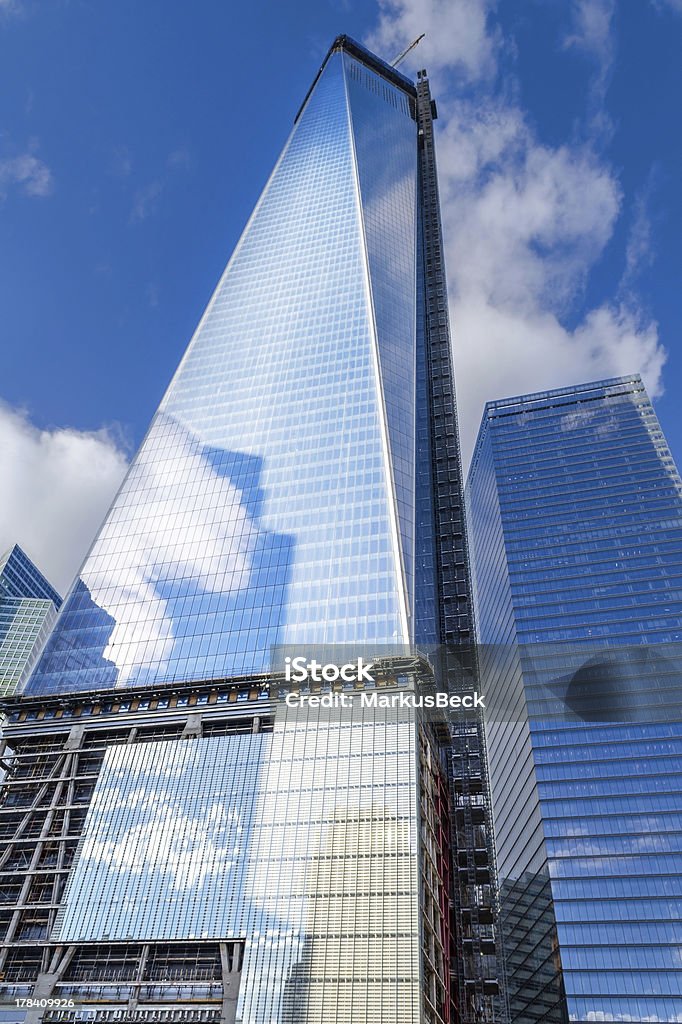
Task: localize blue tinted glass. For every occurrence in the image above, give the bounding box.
[27,53,417,695]
[52,714,422,1024]
[0,545,60,695]
[345,54,417,615]
[0,544,61,606]
[467,377,682,1021]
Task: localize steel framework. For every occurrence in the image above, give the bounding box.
[416,70,507,1023]
[0,661,455,1023]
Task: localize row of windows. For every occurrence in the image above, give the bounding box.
[27,52,418,699]
[55,715,421,1022]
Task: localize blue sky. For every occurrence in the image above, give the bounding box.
[0,0,681,592]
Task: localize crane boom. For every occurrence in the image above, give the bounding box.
[390,33,425,68]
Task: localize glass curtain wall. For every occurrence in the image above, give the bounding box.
[27,49,418,696]
[467,376,682,1023]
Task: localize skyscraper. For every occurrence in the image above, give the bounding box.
[0,37,499,1024]
[0,545,61,698]
[466,375,682,1023]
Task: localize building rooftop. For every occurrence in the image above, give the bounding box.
[468,374,649,479]
[481,374,644,418]
[295,33,418,124]
[0,543,62,608]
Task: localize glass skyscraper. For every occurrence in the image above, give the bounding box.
[466,375,682,1023]
[27,42,421,695]
[0,37,500,1024]
[0,545,61,697]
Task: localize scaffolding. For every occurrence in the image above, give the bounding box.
[0,661,458,1023]
[416,70,507,1023]
[0,678,261,1022]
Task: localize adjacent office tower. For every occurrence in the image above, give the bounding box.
[466,375,682,1023]
[0,38,499,1024]
[0,545,61,698]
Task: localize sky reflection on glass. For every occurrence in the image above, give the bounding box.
[27,50,418,694]
[467,378,682,1022]
[54,712,421,1024]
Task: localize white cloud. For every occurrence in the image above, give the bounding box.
[439,105,621,311]
[83,414,260,682]
[366,0,498,83]
[619,185,655,298]
[652,0,682,13]
[0,403,129,595]
[454,298,664,459]
[130,179,163,222]
[366,0,666,465]
[436,97,665,456]
[563,0,615,137]
[0,153,52,199]
[564,0,615,66]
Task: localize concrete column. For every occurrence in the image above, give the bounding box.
[220,941,242,1024]
[24,945,76,1024]
[182,713,203,738]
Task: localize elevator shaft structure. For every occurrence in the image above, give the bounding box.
[416,69,506,1023]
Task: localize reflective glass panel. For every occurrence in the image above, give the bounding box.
[467,377,682,1022]
[53,711,421,1024]
[27,52,419,695]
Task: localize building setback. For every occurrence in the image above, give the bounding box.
[466,375,682,1023]
[0,38,500,1024]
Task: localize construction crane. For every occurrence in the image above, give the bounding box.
[390,33,425,68]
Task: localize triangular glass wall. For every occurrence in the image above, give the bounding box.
[28,51,417,695]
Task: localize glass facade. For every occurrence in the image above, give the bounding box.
[0,545,61,696]
[26,48,419,696]
[53,708,422,1023]
[466,376,682,1022]
[2,36,474,1024]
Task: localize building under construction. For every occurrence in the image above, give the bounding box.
[0,35,504,1024]
[0,655,502,1023]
